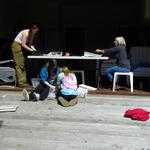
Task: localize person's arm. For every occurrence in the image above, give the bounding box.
[30,45,37,51]
[40,67,55,89]
[43,81,55,89]
[96,47,119,54]
[21,31,36,52]
[95,49,105,54]
[55,73,62,92]
[56,73,61,87]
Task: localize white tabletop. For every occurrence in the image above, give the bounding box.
[28,55,109,60]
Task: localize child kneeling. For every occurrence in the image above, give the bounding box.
[22,60,60,101]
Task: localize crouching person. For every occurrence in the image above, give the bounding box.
[22,60,60,101]
[56,66,78,107]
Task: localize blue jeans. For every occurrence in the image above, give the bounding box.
[106,66,130,82]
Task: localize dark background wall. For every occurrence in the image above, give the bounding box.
[0,0,148,49]
[0,0,150,85]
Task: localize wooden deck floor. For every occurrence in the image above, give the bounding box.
[0,91,150,150]
[0,85,150,96]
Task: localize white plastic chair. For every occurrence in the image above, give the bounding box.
[112,72,133,92]
[71,70,85,84]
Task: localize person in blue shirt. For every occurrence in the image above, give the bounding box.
[56,66,78,107]
[95,36,130,84]
[22,59,61,101]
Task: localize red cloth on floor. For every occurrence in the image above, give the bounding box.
[124,108,150,121]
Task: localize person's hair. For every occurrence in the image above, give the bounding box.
[46,59,57,68]
[61,66,69,76]
[30,24,39,31]
[46,60,58,75]
[27,24,39,47]
[115,36,126,46]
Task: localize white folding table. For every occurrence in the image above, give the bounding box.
[28,55,109,88]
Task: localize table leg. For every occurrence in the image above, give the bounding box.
[96,60,102,89]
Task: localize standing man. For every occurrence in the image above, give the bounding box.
[11,24,39,87]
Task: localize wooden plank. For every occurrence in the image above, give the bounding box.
[0,105,18,112]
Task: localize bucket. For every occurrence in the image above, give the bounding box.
[31,78,39,88]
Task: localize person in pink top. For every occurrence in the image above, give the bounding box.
[56,66,78,107]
